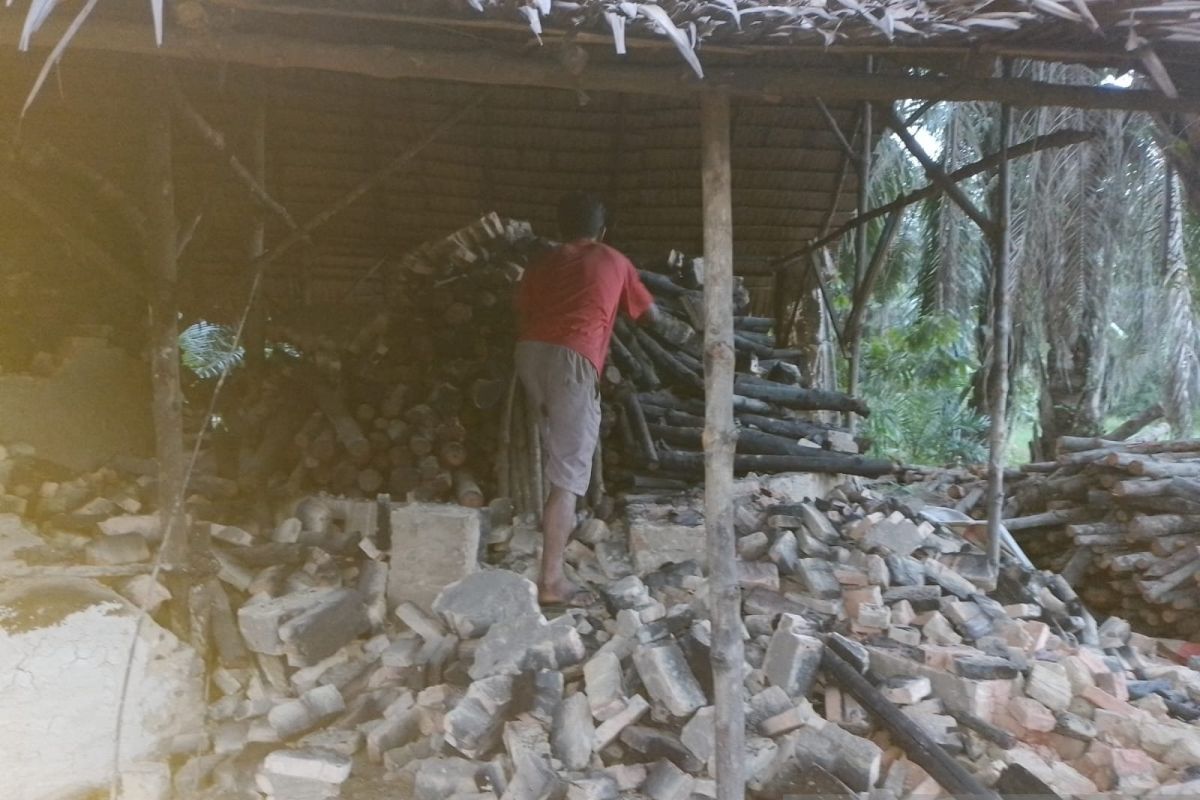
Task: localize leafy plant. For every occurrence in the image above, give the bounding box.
[179,321,244,380]
[859,314,989,465]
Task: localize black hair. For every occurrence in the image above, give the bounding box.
[557,191,607,241]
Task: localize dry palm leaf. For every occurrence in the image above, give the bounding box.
[637,3,705,77]
[20,0,99,116]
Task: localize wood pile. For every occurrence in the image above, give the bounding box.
[225,214,891,515]
[933,436,1200,638]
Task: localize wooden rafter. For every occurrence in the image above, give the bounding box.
[5,18,1200,113]
[884,104,995,236]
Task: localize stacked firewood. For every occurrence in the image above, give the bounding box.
[224,214,892,512]
[982,436,1200,637]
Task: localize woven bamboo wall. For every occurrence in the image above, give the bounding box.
[3,50,860,320]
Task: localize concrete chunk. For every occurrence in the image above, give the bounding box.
[763,614,822,698]
[1026,661,1072,712]
[268,685,346,740]
[594,694,649,751]
[737,532,770,560]
[643,759,694,800]
[633,640,707,717]
[86,532,149,565]
[388,503,482,612]
[680,705,715,763]
[469,614,585,680]
[584,651,626,721]
[262,748,352,784]
[239,589,346,656]
[278,588,370,666]
[552,692,595,771]
[444,675,514,758]
[433,570,539,638]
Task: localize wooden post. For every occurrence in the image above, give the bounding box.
[985,78,1014,569]
[700,90,744,800]
[146,93,185,563]
[848,83,872,432]
[145,85,190,628]
[244,88,267,373]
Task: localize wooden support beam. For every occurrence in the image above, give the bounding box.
[985,81,1014,570]
[7,18,1200,113]
[144,82,191,639]
[844,207,903,403]
[244,85,268,374]
[779,128,1094,263]
[884,104,995,236]
[700,90,744,800]
[849,88,873,432]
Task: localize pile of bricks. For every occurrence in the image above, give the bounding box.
[7,437,1200,799]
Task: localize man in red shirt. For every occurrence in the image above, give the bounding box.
[516,192,655,606]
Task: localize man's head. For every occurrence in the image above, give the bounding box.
[557,191,607,242]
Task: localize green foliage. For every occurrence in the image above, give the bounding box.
[860,314,989,465]
[179,321,245,380]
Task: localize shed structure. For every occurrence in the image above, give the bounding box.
[3,4,1200,799]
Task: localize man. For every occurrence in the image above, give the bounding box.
[515,192,655,606]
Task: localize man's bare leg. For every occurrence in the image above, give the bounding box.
[538,485,593,605]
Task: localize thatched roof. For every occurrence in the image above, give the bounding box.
[193,0,1200,76]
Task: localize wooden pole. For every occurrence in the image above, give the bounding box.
[848,85,872,433]
[145,83,191,636]
[985,77,1014,570]
[700,90,744,800]
[244,88,268,373]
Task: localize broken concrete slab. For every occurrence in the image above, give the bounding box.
[388,503,482,612]
[433,569,539,639]
[469,613,585,680]
[627,504,706,575]
[0,578,204,800]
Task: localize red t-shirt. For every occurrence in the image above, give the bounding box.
[516,240,654,374]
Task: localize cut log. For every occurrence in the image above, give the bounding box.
[657,449,893,478]
[820,647,1000,800]
[626,393,660,469]
[732,378,869,416]
[1001,508,1090,531]
[1128,514,1200,539]
[453,470,484,508]
[313,384,371,461]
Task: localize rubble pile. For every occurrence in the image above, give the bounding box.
[9,429,1200,800]
[227,214,890,515]
[932,436,1200,639]
[213,482,1200,800]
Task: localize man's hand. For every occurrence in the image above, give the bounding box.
[637,303,660,328]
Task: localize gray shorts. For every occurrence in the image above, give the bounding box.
[514,341,600,497]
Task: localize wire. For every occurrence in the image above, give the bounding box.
[108,265,265,800]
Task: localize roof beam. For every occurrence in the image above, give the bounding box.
[7,18,1200,113]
